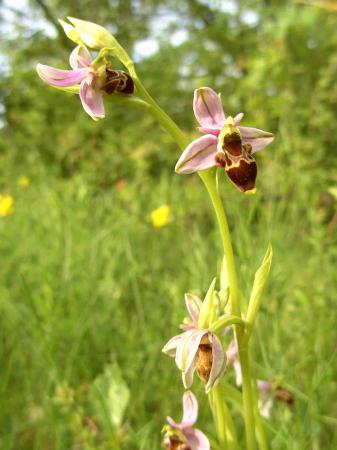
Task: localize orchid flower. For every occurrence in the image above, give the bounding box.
[175,87,274,193]
[226,340,294,418]
[163,391,210,450]
[36,45,134,120]
[257,380,274,419]
[162,293,226,392]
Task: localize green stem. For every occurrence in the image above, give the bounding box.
[133,76,188,150]
[209,386,228,449]
[198,171,240,317]
[222,399,240,450]
[198,171,257,450]
[135,77,258,450]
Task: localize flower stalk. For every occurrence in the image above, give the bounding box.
[35,20,276,450]
[137,80,258,450]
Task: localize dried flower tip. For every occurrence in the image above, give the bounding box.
[196,336,213,383]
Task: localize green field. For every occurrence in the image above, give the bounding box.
[0,1,336,449]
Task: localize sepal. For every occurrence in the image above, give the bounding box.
[55,85,80,94]
[58,19,83,46]
[67,18,134,70]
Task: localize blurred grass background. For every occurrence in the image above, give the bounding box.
[0,0,336,449]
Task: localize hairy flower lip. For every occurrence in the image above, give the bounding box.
[175,87,274,192]
[163,392,210,450]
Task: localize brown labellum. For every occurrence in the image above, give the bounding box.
[163,436,191,450]
[219,127,258,192]
[215,152,227,168]
[196,343,213,383]
[225,156,257,193]
[222,130,242,156]
[102,69,134,95]
[274,387,295,405]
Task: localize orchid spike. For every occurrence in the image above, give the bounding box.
[162,292,226,392]
[163,391,210,450]
[36,45,134,120]
[175,87,274,193]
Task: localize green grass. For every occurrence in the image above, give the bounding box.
[0,155,336,449]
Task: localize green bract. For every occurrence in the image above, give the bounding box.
[246,244,273,338]
[198,278,217,329]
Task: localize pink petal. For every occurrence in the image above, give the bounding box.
[257,379,273,418]
[239,126,274,154]
[166,415,179,429]
[233,360,242,387]
[205,333,226,392]
[258,397,273,419]
[257,380,272,393]
[234,112,244,125]
[185,294,202,326]
[79,78,105,119]
[193,87,226,128]
[226,339,238,364]
[182,362,196,389]
[175,330,195,370]
[197,126,220,137]
[69,45,92,69]
[185,428,210,450]
[162,334,184,357]
[175,135,218,174]
[176,330,207,373]
[181,391,198,428]
[36,64,87,87]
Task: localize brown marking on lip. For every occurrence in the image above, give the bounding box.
[163,435,191,450]
[225,157,257,192]
[215,152,227,168]
[196,344,213,383]
[222,130,242,156]
[102,69,134,95]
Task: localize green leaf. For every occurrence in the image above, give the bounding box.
[89,362,130,428]
[246,244,273,338]
[58,19,84,46]
[67,17,134,71]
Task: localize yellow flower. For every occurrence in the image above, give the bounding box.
[150,204,172,228]
[18,176,30,187]
[0,194,14,217]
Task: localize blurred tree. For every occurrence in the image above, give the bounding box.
[0,0,336,187]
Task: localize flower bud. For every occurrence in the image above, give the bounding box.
[67,17,117,49]
[58,19,83,45]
